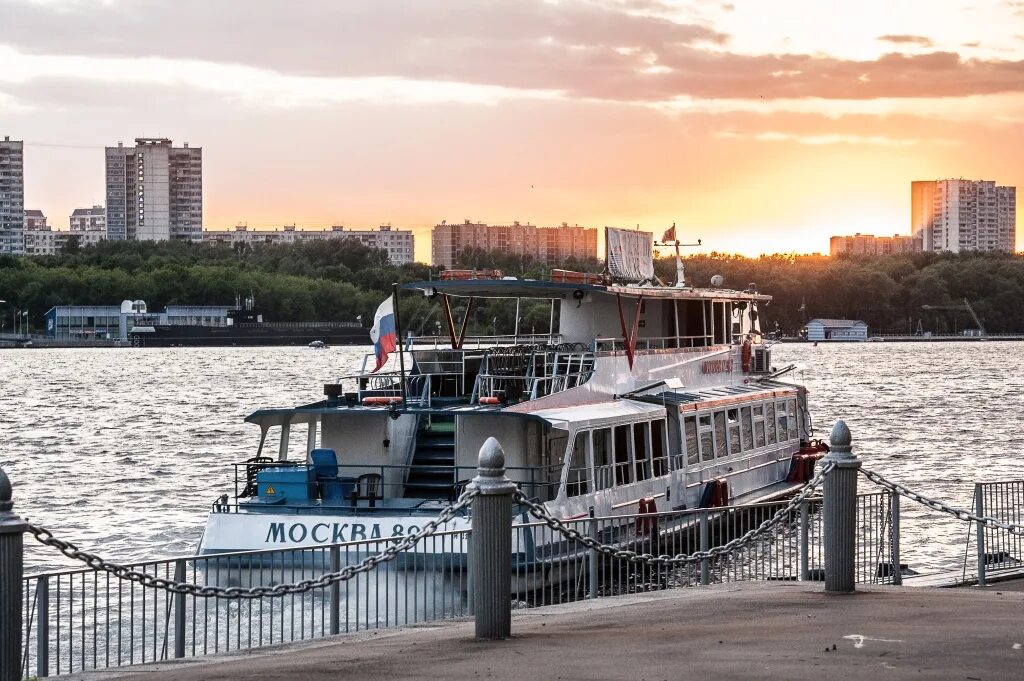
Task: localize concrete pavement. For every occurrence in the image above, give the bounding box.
[69,582,1024,681]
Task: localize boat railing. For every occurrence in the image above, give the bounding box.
[470,345,595,404]
[227,461,562,510]
[406,333,562,349]
[594,335,716,351]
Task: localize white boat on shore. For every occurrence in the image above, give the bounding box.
[199,228,825,569]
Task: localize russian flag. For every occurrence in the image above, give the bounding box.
[369,296,398,373]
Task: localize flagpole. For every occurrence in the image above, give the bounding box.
[392,282,408,404]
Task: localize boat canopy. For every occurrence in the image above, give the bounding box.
[404,279,770,302]
[530,399,667,432]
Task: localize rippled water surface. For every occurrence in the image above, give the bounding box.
[2,342,1022,574]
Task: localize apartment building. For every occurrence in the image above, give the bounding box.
[202,224,415,264]
[431,220,598,268]
[70,205,106,233]
[105,138,202,242]
[0,136,25,255]
[829,233,920,257]
[912,179,1016,252]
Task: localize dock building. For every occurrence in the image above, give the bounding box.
[431,220,598,268]
[202,224,415,264]
[0,136,25,255]
[105,138,202,242]
[912,179,1016,252]
[805,319,868,342]
[45,301,234,340]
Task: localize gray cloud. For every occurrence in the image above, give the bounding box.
[877,34,935,47]
[2,0,1024,102]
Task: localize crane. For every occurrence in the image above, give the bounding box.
[921,298,986,337]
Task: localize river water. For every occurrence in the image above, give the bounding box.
[2,342,1021,575]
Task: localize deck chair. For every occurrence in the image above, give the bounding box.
[349,473,382,508]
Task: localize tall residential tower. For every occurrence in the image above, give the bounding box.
[105,138,202,242]
[912,179,1016,252]
[0,136,25,255]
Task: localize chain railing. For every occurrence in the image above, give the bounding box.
[8,420,1024,681]
[514,460,835,567]
[860,468,1024,536]
[24,488,478,600]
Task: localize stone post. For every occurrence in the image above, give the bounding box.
[0,465,27,681]
[823,421,861,593]
[470,438,517,640]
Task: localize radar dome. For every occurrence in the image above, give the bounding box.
[710,274,725,287]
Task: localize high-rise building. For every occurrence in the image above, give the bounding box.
[0,136,25,255]
[202,224,415,264]
[70,205,106,233]
[431,220,598,268]
[911,179,1016,252]
[829,233,919,257]
[105,138,202,242]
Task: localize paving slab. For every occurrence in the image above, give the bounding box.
[68,582,1024,681]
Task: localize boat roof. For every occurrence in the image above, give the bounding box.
[529,399,667,431]
[404,279,771,302]
[633,380,799,411]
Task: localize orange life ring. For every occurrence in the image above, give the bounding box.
[478,396,501,405]
[361,396,404,405]
[741,339,753,373]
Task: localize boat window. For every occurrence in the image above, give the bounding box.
[592,428,614,490]
[765,402,777,445]
[633,423,651,481]
[776,401,788,440]
[566,432,589,497]
[753,404,763,417]
[754,406,766,448]
[787,399,799,440]
[613,425,633,485]
[700,431,714,462]
[651,420,669,477]
[713,412,727,458]
[740,407,753,450]
[684,416,699,466]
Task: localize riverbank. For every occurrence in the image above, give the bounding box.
[63,582,1024,681]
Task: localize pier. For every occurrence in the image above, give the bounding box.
[56,583,1024,681]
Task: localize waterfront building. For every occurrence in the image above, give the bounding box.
[911,179,1016,252]
[431,220,598,268]
[45,301,234,340]
[202,224,415,264]
[105,138,202,242]
[829,233,919,257]
[70,205,106,232]
[0,136,25,255]
[805,318,868,342]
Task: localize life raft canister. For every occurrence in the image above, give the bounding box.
[699,478,729,508]
[741,339,753,373]
[635,496,659,537]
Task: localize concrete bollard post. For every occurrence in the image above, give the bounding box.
[0,465,27,681]
[470,438,517,640]
[823,421,861,594]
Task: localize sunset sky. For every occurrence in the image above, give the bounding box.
[2,0,1023,261]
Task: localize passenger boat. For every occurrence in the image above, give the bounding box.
[199,228,823,571]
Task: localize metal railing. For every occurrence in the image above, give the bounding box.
[227,461,563,509]
[4,421,1024,680]
[973,480,1024,585]
[18,531,471,677]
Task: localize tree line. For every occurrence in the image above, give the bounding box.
[1,240,1022,335]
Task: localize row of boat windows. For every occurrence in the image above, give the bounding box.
[681,399,799,467]
[562,398,799,498]
[565,420,669,497]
